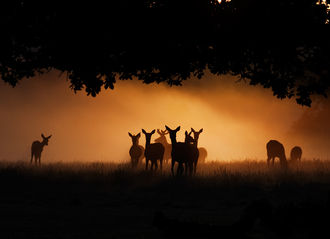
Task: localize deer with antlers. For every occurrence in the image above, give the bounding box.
[128,132,145,168]
[31,134,52,166]
[154,129,172,164]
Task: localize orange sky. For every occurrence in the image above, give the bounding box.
[0,71,329,163]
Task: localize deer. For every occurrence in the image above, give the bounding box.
[142,129,165,171]
[128,132,145,168]
[290,146,302,162]
[165,125,194,176]
[154,129,172,164]
[31,134,52,166]
[266,140,287,167]
[191,128,207,167]
[184,131,199,175]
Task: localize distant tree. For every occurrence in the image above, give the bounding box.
[0,0,329,106]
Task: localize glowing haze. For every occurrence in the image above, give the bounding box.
[0,71,329,163]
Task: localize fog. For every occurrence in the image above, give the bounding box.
[0,71,329,163]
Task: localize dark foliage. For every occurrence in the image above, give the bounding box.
[0,0,329,105]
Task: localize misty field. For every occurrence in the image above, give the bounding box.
[1,160,330,239]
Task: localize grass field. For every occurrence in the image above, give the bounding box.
[0,160,330,238]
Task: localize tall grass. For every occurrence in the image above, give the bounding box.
[1,159,330,187]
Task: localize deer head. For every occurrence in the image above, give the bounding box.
[41,134,52,145]
[128,132,141,145]
[142,129,155,145]
[191,128,203,141]
[184,131,195,144]
[165,125,180,143]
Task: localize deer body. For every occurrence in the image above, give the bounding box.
[198,147,207,163]
[290,146,302,162]
[142,129,165,170]
[31,134,52,166]
[165,126,194,176]
[128,132,145,167]
[154,129,172,164]
[190,128,206,173]
[184,131,199,175]
[266,140,287,167]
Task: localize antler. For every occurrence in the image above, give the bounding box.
[161,129,169,135]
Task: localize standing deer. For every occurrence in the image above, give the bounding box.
[290,146,302,162]
[154,129,172,164]
[142,129,165,170]
[31,134,52,166]
[191,128,207,165]
[184,131,199,175]
[128,132,145,167]
[266,140,287,167]
[165,125,193,176]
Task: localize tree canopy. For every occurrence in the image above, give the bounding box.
[0,0,329,106]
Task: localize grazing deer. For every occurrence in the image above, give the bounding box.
[128,132,145,167]
[266,140,287,167]
[165,125,193,176]
[184,131,199,175]
[31,134,52,166]
[290,146,302,162]
[142,129,165,170]
[154,129,172,164]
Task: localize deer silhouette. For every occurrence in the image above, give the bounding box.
[128,132,145,168]
[31,134,52,166]
[142,129,165,170]
[290,146,302,162]
[165,125,194,176]
[191,128,207,164]
[191,128,207,166]
[266,140,287,167]
[184,131,199,175]
[154,129,172,164]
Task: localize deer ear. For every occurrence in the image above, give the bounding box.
[128,132,133,137]
[142,129,146,134]
[191,128,195,133]
[41,134,46,139]
[165,125,170,131]
[199,128,203,133]
[189,131,192,136]
[151,129,155,134]
[185,131,188,136]
[175,126,180,132]
[47,135,52,139]
[137,133,141,138]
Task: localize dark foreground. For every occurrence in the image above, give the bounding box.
[0,160,330,239]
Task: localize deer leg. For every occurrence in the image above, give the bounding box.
[171,160,175,176]
[176,163,181,176]
[155,161,158,171]
[145,159,149,170]
[160,159,163,171]
[180,163,184,176]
